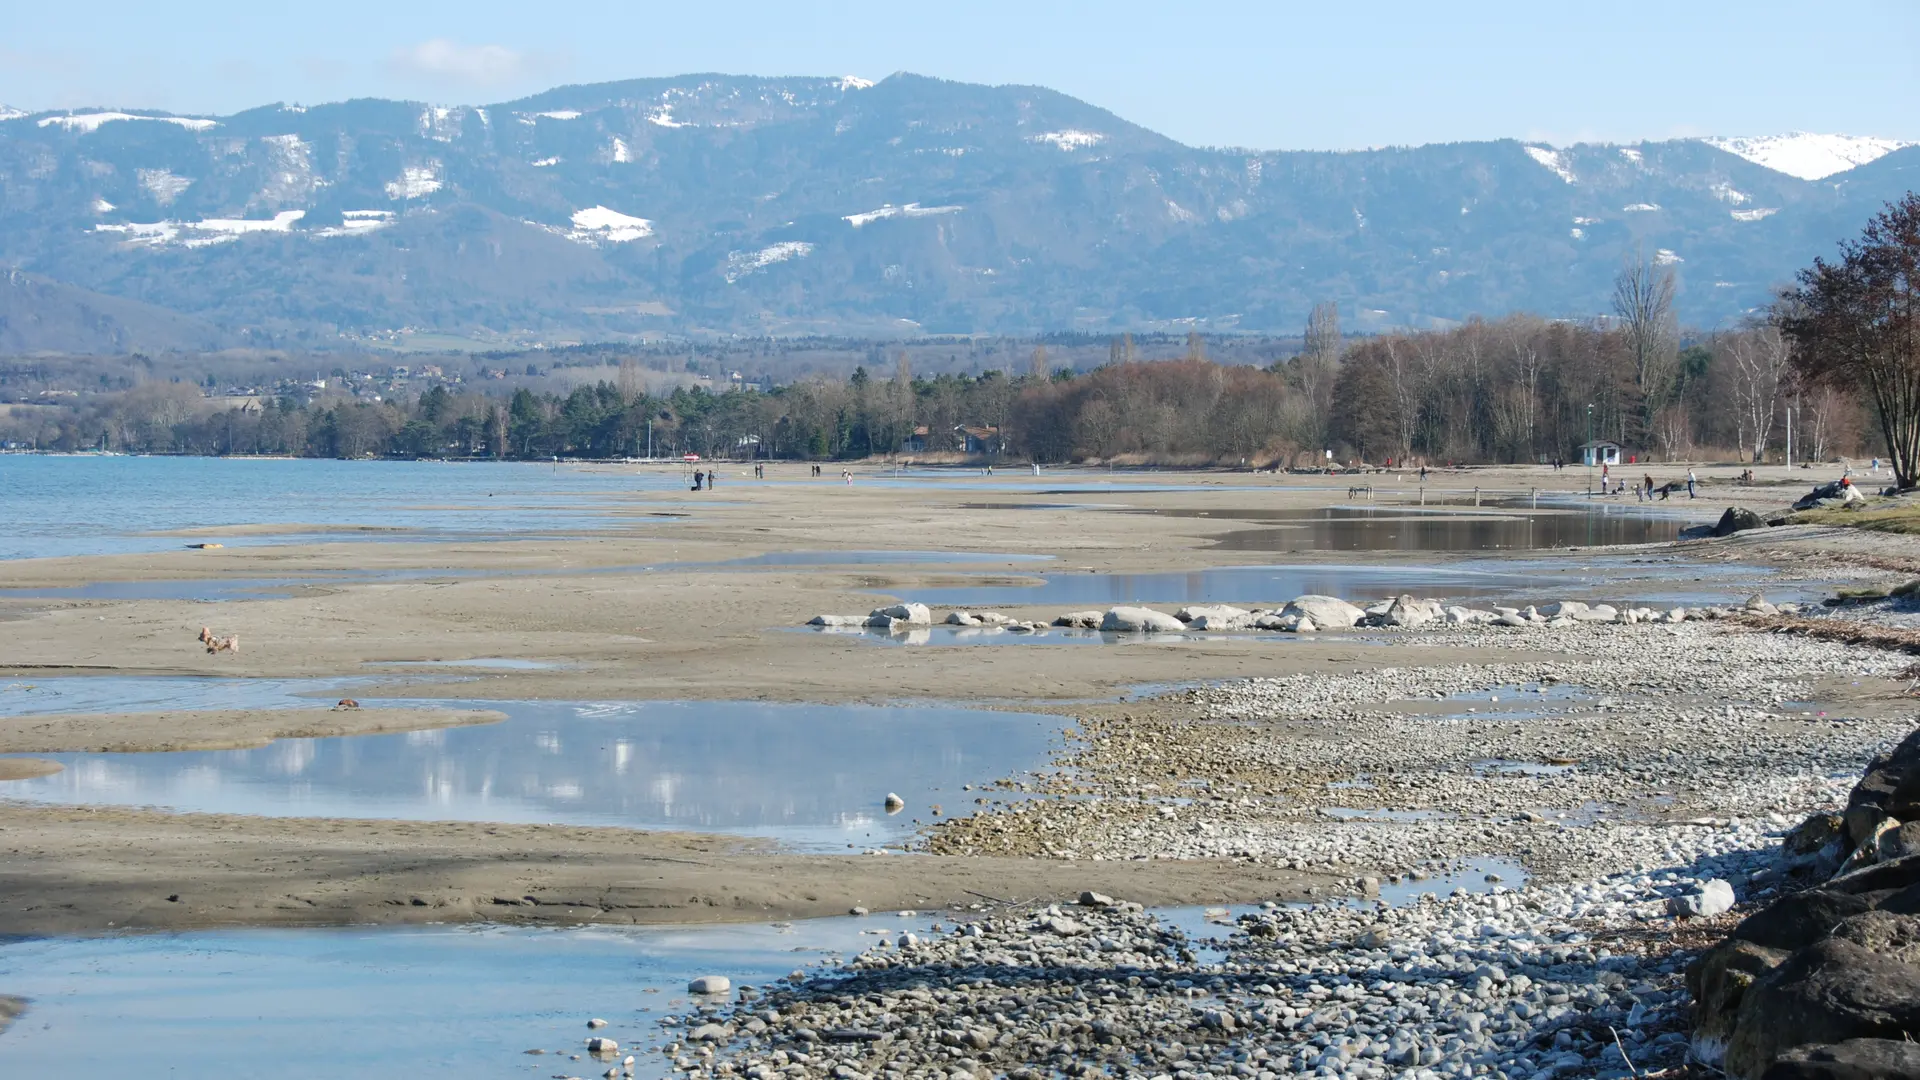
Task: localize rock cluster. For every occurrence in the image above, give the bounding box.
[1059,594,1803,635]
[1793,481,1866,511]
[661,834,1778,1080]
[810,594,1805,639]
[809,604,935,631]
[1688,727,1920,1078]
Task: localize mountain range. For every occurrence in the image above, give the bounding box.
[0,73,1914,352]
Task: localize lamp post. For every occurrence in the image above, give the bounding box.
[1585,404,1594,497]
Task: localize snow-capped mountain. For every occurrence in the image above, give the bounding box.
[1700,133,1914,181]
[0,74,1914,349]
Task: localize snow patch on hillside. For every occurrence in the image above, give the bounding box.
[534,110,581,121]
[837,76,875,91]
[138,168,193,205]
[1731,208,1779,222]
[91,198,115,213]
[313,210,395,238]
[1523,145,1576,184]
[385,167,441,200]
[611,137,632,163]
[648,107,685,129]
[419,106,462,142]
[0,106,25,122]
[844,203,963,228]
[531,157,560,167]
[1619,148,1643,164]
[1032,130,1104,151]
[38,112,216,133]
[569,206,653,243]
[1709,181,1749,205]
[1703,132,1912,180]
[724,241,814,283]
[1622,203,1661,212]
[94,209,306,248]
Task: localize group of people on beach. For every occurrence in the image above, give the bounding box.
[1597,463,1698,499]
[699,463,852,485]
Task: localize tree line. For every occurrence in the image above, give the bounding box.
[7,195,1915,469]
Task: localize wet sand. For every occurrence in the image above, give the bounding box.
[0,708,506,753]
[0,803,1333,935]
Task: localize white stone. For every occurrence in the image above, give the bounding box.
[1666,879,1735,918]
[1281,595,1365,629]
[869,602,932,625]
[688,975,732,995]
[1099,606,1185,633]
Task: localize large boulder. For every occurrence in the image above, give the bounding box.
[1052,610,1103,629]
[1382,595,1443,628]
[1180,604,1253,631]
[1732,890,1879,953]
[1281,595,1365,629]
[1538,600,1589,618]
[1724,937,1920,1078]
[1843,732,1920,849]
[1716,506,1771,537]
[1099,606,1185,633]
[1829,910,1920,965]
[1782,813,1848,877]
[1670,879,1738,917]
[1177,604,1249,624]
[1690,938,1793,1067]
[1762,1038,1920,1080]
[1796,482,1867,511]
[869,603,932,625]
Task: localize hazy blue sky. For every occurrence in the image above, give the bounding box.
[4,0,1915,149]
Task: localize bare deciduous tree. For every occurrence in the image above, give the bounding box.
[1613,250,1679,451]
[1727,324,1790,463]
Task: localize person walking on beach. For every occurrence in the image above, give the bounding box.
[1643,474,1654,501]
[1686,468,1697,498]
[707,468,717,489]
[691,469,704,491]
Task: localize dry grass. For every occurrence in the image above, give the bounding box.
[1732,612,1920,655]
[1793,503,1920,535]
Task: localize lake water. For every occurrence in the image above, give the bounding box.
[1166,505,1698,551]
[0,456,686,560]
[0,695,1061,850]
[0,917,942,1080]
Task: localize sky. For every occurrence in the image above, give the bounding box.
[3,0,1916,150]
